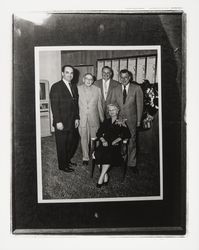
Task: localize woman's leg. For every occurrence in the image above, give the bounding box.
[97,164,110,185]
[104,172,109,183]
[97,165,108,182]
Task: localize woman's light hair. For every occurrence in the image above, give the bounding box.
[107,103,120,111]
[83,73,94,80]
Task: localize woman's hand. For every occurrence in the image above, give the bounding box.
[115,119,127,127]
[75,119,80,128]
[102,141,108,147]
[100,137,108,147]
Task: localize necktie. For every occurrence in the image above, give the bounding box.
[123,86,127,104]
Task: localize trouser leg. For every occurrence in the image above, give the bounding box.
[90,126,98,139]
[65,130,75,162]
[89,125,98,157]
[128,128,136,166]
[55,131,68,170]
[79,125,89,161]
[67,128,79,160]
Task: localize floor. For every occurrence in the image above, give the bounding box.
[41,133,160,201]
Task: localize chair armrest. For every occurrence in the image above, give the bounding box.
[121,139,129,156]
[91,137,99,158]
[91,137,98,142]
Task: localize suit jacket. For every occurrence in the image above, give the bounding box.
[50,80,79,131]
[110,83,143,131]
[78,84,104,128]
[94,79,119,113]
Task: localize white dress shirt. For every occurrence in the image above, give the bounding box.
[102,79,110,100]
[62,78,73,96]
[122,83,130,94]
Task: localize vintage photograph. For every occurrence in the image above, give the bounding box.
[13,11,185,234]
[35,46,162,203]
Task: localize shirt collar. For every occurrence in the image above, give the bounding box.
[122,83,130,90]
[102,79,110,85]
[62,78,71,85]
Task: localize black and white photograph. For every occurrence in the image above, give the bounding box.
[35,46,162,203]
[12,11,186,235]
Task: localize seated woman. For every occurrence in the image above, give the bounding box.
[94,104,131,188]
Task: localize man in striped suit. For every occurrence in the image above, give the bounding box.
[94,66,119,117]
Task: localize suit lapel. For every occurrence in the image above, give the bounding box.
[124,83,133,106]
[99,79,105,102]
[106,79,114,100]
[70,83,76,98]
[125,83,131,105]
[117,85,123,107]
[61,80,73,98]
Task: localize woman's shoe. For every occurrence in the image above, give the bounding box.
[103,173,109,185]
[96,183,103,188]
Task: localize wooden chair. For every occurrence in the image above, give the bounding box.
[90,137,129,181]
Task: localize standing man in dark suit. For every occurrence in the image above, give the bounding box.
[50,65,80,172]
[110,69,143,174]
[94,66,119,117]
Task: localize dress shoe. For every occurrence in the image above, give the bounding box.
[69,161,77,166]
[61,167,74,172]
[82,160,89,166]
[96,183,103,188]
[129,166,139,174]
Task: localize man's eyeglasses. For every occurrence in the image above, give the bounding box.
[85,77,93,81]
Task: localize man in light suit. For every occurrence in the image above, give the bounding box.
[50,65,79,172]
[78,73,104,166]
[110,69,143,174]
[94,66,119,117]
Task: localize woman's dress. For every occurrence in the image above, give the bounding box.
[95,118,131,166]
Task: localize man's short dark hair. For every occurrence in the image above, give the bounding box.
[120,69,130,75]
[62,65,74,73]
[120,69,133,81]
[102,65,111,72]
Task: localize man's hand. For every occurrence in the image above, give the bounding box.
[137,121,141,128]
[75,119,80,128]
[56,122,64,130]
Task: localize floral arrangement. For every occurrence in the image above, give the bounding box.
[141,80,158,129]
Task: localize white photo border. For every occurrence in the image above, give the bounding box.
[35,45,163,203]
